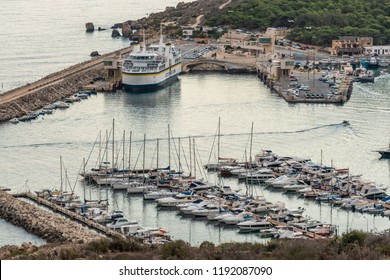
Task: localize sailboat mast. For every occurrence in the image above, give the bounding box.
[157,138,159,171]
[244,149,249,195]
[193,138,196,178]
[168,124,171,171]
[122,130,125,172]
[143,134,146,180]
[189,136,192,177]
[105,130,108,168]
[83,158,86,203]
[249,122,254,165]
[178,137,181,174]
[128,131,132,171]
[112,118,115,171]
[98,130,101,168]
[217,117,220,163]
[60,156,63,191]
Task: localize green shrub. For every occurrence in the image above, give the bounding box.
[86,238,110,253]
[341,230,367,247]
[161,240,190,259]
[110,237,142,252]
[59,248,80,260]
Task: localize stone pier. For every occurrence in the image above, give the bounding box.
[0,46,133,122]
[0,190,103,244]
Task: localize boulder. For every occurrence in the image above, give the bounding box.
[98,27,106,31]
[111,29,121,38]
[111,23,122,29]
[90,51,100,57]
[122,22,132,38]
[85,22,94,32]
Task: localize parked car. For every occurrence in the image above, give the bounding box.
[287,88,299,94]
[299,85,311,91]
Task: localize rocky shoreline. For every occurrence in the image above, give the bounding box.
[111,0,244,39]
[0,191,103,244]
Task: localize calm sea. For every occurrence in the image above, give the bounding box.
[1,0,390,247]
[0,0,189,92]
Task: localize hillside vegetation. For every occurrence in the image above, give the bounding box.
[2,230,390,260]
[205,0,390,46]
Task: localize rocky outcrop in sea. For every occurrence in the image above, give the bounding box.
[85,22,94,32]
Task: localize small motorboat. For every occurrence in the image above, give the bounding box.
[53,101,70,108]
[42,108,53,114]
[375,141,390,158]
[238,219,273,233]
[9,118,19,124]
[106,217,138,230]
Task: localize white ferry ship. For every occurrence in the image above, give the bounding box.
[121,31,182,92]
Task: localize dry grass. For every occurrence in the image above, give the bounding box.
[2,230,390,260]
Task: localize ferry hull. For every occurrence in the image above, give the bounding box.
[122,72,180,92]
[122,63,182,92]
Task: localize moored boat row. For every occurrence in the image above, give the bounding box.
[8,90,97,124]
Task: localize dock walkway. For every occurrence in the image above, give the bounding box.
[13,192,124,239]
[267,219,326,239]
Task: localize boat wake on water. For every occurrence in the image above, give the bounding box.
[1,122,350,149]
[147,121,352,140]
[1,141,81,149]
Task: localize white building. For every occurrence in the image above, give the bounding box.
[364,45,390,56]
[182,29,193,37]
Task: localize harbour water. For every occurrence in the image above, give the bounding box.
[1,73,390,245]
[1,0,390,246]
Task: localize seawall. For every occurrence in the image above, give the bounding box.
[0,46,132,122]
[0,190,103,244]
[0,67,105,122]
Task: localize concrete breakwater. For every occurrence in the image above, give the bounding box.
[0,67,105,122]
[0,190,102,244]
[0,46,132,122]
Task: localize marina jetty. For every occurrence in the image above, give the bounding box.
[0,46,133,122]
[0,189,105,243]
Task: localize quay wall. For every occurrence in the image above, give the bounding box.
[0,191,102,243]
[257,64,354,104]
